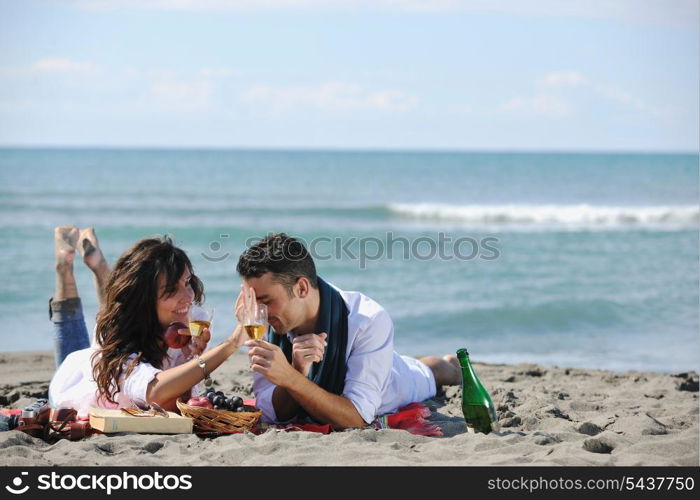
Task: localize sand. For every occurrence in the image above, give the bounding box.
[0,350,697,466]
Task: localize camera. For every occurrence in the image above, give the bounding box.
[7,399,91,441]
[16,398,50,438]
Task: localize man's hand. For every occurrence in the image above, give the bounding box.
[292,333,328,376]
[246,339,297,387]
[235,284,256,324]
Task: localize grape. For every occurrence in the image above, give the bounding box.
[230,396,243,409]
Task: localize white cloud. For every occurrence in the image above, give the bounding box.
[241,81,418,113]
[503,70,671,119]
[0,61,236,114]
[367,90,419,112]
[541,71,586,88]
[30,58,98,75]
[501,94,571,116]
[593,83,672,120]
[594,84,646,111]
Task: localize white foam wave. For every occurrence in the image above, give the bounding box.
[388,203,700,230]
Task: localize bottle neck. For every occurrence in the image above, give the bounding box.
[458,353,479,386]
[457,352,471,371]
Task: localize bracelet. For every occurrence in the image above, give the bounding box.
[194,354,212,387]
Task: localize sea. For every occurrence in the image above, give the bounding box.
[0,149,698,373]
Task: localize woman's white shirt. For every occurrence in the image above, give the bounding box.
[49,345,193,418]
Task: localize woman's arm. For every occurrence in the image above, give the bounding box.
[145,325,245,408]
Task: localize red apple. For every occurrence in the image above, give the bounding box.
[187,396,213,409]
[164,322,190,349]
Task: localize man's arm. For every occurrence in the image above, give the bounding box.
[272,331,329,421]
[270,386,300,421]
[247,340,365,429]
[279,371,365,429]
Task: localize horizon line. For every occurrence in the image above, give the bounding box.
[0,144,697,155]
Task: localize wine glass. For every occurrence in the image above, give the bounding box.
[189,304,214,337]
[243,303,268,340]
[188,305,213,395]
[188,304,213,352]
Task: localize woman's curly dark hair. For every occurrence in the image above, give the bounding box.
[92,236,204,404]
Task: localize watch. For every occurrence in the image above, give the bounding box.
[195,355,212,387]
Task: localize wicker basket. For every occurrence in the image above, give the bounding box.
[176,400,262,433]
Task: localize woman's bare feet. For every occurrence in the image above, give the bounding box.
[78,227,106,271]
[54,226,80,300]
[55,226,79,270]
[78,227,111,307]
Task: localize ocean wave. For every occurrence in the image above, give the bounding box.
[2,196,698,232]
[388,203,700,230]
[0,194,388,217]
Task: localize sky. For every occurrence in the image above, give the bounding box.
[0,0,698,151]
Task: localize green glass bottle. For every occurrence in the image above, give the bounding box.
[457,348,499,434]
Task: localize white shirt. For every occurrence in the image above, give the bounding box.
[253,285,436,424]
[49,345,195,418]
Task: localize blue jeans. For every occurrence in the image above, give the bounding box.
[49,297,90,368]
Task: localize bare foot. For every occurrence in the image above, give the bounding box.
[54,226,79,272]
[78,227,106,272]
[79,227,111,307]
[443,354,461,371]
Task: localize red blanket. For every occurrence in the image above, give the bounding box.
[255,401,442,437]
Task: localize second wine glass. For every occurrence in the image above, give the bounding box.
[244,303,268,340]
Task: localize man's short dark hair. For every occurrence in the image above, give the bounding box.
[237,233,318,296]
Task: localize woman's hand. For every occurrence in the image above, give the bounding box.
[180,327,211,358]
[225,324,247,351]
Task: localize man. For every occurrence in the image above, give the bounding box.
[239,233,461,430]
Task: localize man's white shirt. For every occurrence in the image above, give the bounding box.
[253,284,436,424]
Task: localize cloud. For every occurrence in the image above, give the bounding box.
[241,81,419,113]
[541,71,586,88]
[30,58,98,75]
[502,70,672,119]
[0,58,101,79]
[594,85,647,112]
[501,94,571,116]
[0,60,238,114]
[367,90,419,112]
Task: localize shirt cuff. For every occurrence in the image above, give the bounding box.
[122,364,162,407]
[253,375,279,423]
[343,385,380,424]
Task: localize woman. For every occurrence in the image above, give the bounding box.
[48,226,247,416]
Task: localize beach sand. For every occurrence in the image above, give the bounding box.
[0,350,697,466]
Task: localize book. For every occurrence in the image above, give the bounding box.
[88,407,193,434]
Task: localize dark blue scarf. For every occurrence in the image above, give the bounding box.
[269,277,349,402]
